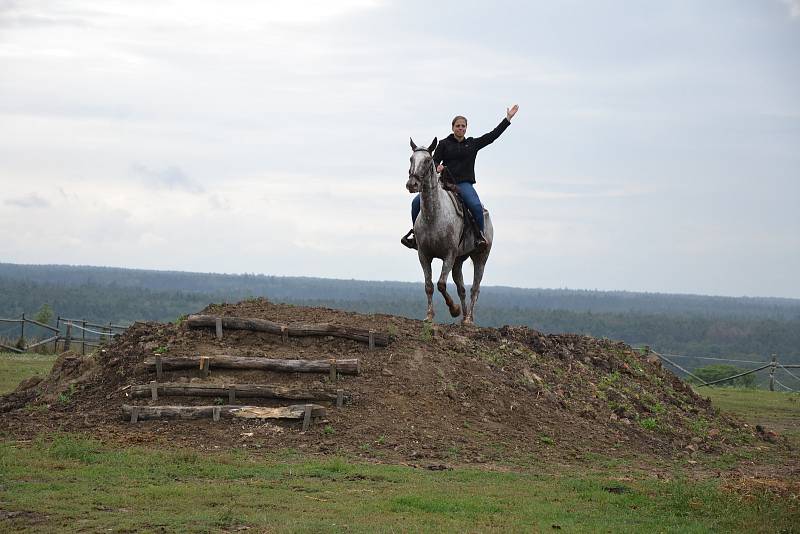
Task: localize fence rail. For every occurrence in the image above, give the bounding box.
[0,313,130,354]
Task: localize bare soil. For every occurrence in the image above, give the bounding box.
[1,298,793,471]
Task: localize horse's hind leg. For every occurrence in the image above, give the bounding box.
[419,253,435,321]
[437,256,461,318]
[465,258,487,325]
[452,258,468,323]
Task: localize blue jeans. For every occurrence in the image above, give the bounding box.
[411,182,484,233]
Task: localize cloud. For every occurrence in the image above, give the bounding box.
[131,163,204,194]
[4,193,49,208]
[780,0,800,17]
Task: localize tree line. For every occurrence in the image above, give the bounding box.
[1,263,798,370]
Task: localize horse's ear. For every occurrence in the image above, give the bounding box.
[410,138,417,150]
[428,137,438,153]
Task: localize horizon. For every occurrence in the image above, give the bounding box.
[3,261,799,302]
[1,1,798,298]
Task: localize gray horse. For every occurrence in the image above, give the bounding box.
[406,138,493,325]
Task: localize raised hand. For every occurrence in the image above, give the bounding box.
[506,104,519,121]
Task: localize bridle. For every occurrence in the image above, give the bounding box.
[409,148,435,182]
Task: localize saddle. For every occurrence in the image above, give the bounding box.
[440,167,483,244]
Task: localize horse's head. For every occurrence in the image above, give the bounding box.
[407,137,438,192]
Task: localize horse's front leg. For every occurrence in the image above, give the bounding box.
[419,252,435,321]
[437,255,461,318]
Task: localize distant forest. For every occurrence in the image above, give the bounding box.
[2,263,799,381]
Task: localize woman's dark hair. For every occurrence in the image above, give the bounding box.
[451,115,467,127]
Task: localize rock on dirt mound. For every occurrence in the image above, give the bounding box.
[0,298,753,463]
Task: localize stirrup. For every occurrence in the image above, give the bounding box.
[401,229,417,250]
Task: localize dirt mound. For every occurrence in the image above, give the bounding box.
[1,298,754,463]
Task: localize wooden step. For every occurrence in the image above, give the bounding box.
[130,382,348,403]
[144,355,359,375]
[122,403,326,422]
[187,314,390,347]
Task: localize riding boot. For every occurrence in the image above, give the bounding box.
[401,228,418,250]
[474,231,488,253]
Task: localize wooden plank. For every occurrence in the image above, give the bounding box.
[121,404,326,421]
[235,405,326,420]
[144,355,359,375]
[215,317,223,340]
[186,314,391,347]
[130,383,345,402]
[155,355,163,380]
[302,404,312,431]
[150,381,158,400]
[0,343,24,353]
[336,389,344,408]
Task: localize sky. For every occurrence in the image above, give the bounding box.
[1,0,799,298]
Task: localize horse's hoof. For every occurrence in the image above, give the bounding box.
[449,305,461,318]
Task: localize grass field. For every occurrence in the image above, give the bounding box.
[0,436,796,533]
[0,352,57,394]
[1,353,798,532]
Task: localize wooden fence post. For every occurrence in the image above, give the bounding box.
[215,317,223,340]
[55,316,61,351]
[769,355,777,392]
[81,319,87,356]
[64,322,72,351]
[20,313,25,347]
[302,404,312,431]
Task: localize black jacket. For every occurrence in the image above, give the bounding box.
[433,118,510,184]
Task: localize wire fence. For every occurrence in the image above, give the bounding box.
[640,346,800,392]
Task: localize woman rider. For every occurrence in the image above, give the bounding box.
[402,104,519,251]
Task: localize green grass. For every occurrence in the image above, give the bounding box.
[0,352,57,394]
[1,355,799,531]
[698,387,800,447]
[0,435,797,533]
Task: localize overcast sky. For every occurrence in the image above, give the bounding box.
[1,0,798,298]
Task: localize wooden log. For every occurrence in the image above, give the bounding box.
[22,317,59,333]
[144,355,360,375]
[130,383,346,401]
[186,314,390,347]
[0,342,24,353]
[24,335,60,350]
[121,404,326,421]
